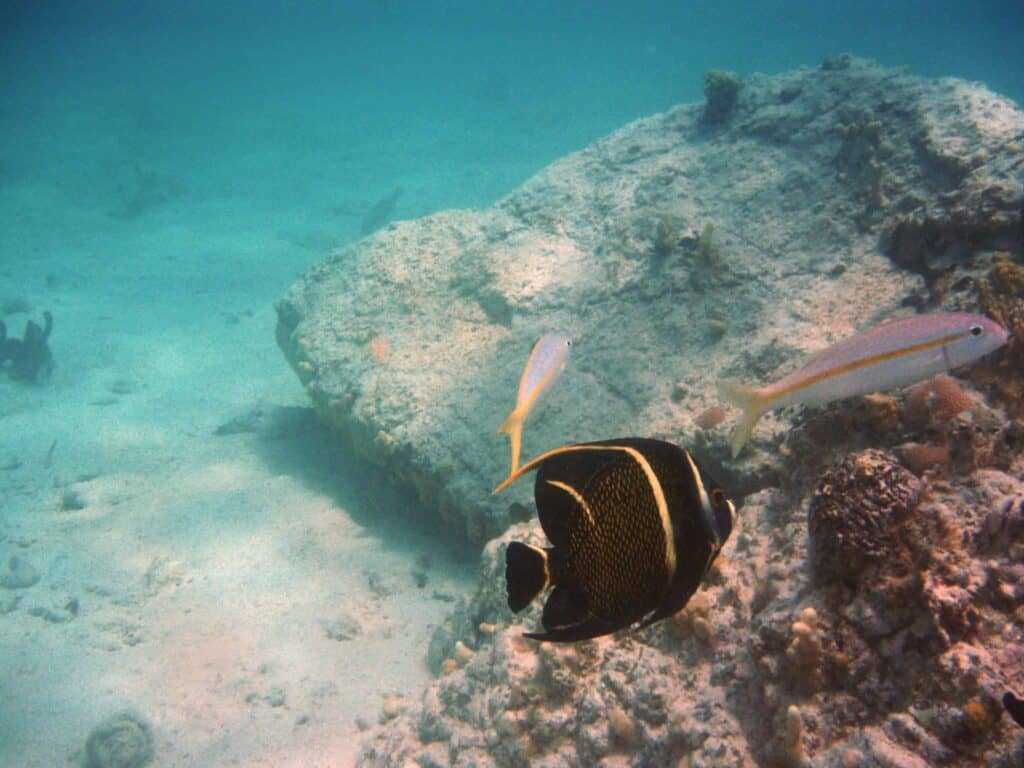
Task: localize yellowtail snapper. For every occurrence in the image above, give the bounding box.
[497,332,572,476]
[718,312,1009,457]
[495,438,735,642]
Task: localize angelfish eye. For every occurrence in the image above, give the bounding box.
[711,488,726,507]
[970,324,983,337]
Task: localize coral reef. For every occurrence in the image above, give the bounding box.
[0,310,53,382]
[702,69,743,126]
[896,442,949,476]
[903,374,977,428]
[359,447,1024,766]
[834,104,886,230]
[976,253,1024,417]
[807,449,921,586]
[650,212,676,269]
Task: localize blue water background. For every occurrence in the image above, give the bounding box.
[2,1,1021,281]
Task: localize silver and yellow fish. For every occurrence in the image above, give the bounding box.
[497,332,572,476]
[718,312,1009,457]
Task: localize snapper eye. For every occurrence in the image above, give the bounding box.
[711,488,726,507]
[970,324,983,337]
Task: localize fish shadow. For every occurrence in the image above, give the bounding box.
[250,405,473,563]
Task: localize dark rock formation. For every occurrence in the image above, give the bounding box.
[701,69,743,126]
[0,310,53,383]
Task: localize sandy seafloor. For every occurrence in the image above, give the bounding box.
[0,194,481,766]
[1,2,1023,767]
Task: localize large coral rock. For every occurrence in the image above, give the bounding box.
[276,57,1024,542]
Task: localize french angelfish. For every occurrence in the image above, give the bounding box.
[1005,692,1024,728]
[718,312,1009,457]
[497,332,572,476]
[495,437,735,642]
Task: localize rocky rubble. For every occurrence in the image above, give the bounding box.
[359,445,1024,767]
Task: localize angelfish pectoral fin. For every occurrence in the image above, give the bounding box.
[1005,692,1024,728]
[541,583,589,630]
[527,593,619,642]
[522,583,616,642]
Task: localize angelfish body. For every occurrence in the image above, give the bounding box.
[497,332,572,476]
[496,438,735,642]
[718,312,1009,457]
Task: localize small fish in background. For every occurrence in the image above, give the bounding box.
[495,437,735,642]
[360,185,403,236]
[497,332,572,478]
[717,312,1010,457]
[1005,692,1024,728]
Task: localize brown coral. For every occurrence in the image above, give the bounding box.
[975,252,1024,418]
[984,252,1024,296]
[975,253,1024,349]
[695,406,726,430]
[897,442,949,476]
[702,70,742,125]
[808,450,922,586]
[903,374,976,428]
[784,606,824,693]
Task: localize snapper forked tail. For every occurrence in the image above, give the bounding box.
[496,408,525,478]
[717,380,771,457]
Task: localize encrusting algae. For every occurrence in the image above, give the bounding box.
[368,335,391,364]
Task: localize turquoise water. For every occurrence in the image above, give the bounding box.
[0,2,1021,766]
[3,2,1021,263]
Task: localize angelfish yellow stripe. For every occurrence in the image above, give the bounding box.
[493,442,676,579]
[773,329,969,401]
[546,480,595,526]
[616,446,675,583]
[683,451,718,547]
[523,543,551,590]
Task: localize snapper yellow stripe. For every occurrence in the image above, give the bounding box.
[771,329,969,401]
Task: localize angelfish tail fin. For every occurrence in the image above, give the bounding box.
[497,409,524,477]
[717,379,769,458]
[505,541,551,612]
